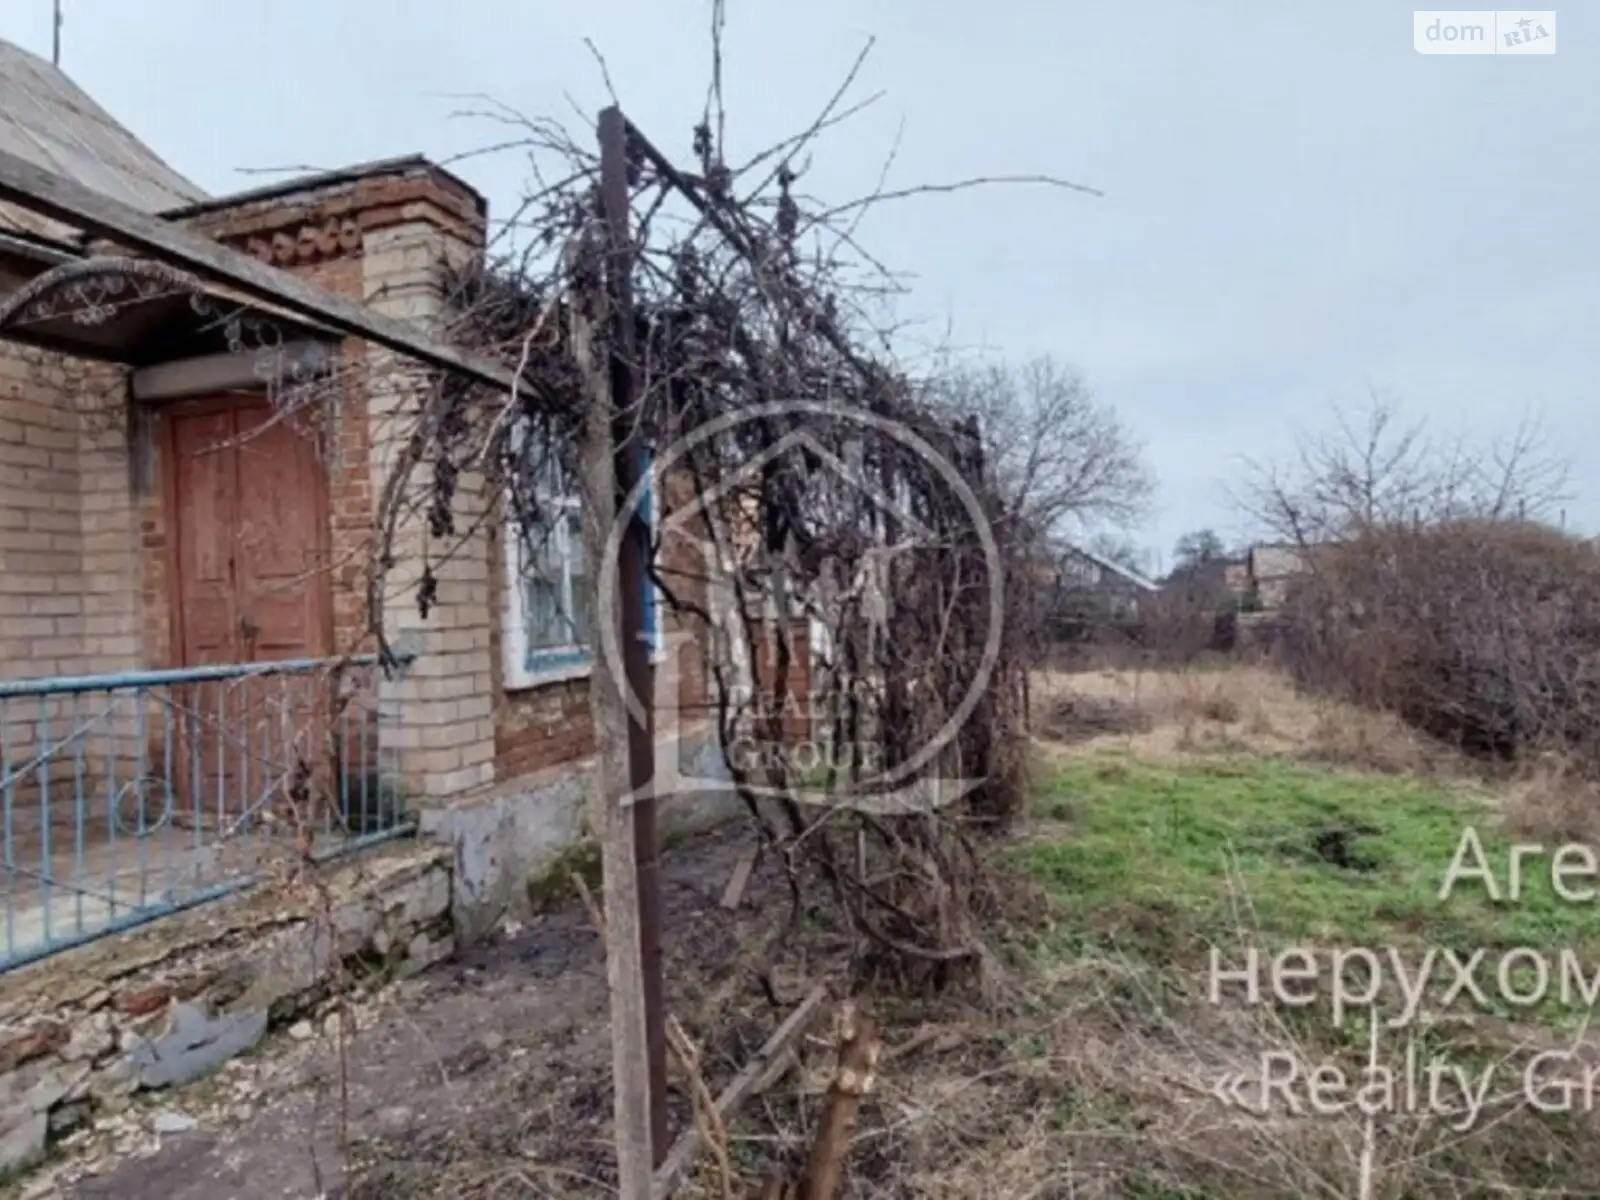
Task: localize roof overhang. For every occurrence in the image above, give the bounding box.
[0,145,519,391]
[0,250,340,366]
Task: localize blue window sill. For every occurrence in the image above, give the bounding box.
[508,636,667,693]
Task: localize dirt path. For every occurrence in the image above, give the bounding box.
[50,824,773,1200]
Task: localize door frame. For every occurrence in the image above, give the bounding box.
[159,392,335,671]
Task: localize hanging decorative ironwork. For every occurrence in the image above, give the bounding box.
[0,255,182,329]
[1,256,295,354]
[185,286,289,359]
[0,254,333,389]
[0,254,203,329]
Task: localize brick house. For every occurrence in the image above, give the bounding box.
[0,39,785,952]
[1160,553,1249,606]
[1246,542,1315,610]
[1043,543,1160,638]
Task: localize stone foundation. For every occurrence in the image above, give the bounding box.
[0,724,754,1178]
[420,722,740,941]
[0,844,452,1175]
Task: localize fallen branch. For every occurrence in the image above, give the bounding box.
[666,1015,736,1200]
[882,1023,942,1063]
[570,869,607,937]
[651,984,830,1199]
[721,848,759,910]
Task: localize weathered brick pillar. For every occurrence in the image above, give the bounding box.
[0,346,89,680]
[75,372,142,679]
[74,367,145,788]
[0,348,141,809]
[362,217,495,801]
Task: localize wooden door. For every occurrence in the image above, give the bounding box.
[164,398,332,835]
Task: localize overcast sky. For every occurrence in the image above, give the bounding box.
[2,2,1593,570]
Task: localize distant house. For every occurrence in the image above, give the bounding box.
[1163,555,1250,605]
[1247,543,1318,609]
[1157,541,1333,615]
[1060,544,1159,593]
[1050,544,1160,628]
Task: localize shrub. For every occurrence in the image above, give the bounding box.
[1278,520,1600,768]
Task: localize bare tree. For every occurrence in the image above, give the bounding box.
[1233,391,1570,546]
[932,356,1152,550]
[1246,393,1594,776]
[1087,530,1153,577]
[1170,527,1226,573]
[331,17,1106,1023]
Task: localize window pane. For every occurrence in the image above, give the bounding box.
[564,508,584,576]
[521,508,567,651]
[517,423,573,502]
[516,515,560,571]
[524,575,564,650]
[538,454,565,501]
[508,430,640,671]
[566,578,591,646]
[565,510,590,646]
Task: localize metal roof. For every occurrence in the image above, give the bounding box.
[1062,544,1160,593]
[161,154,487,220]
[0,37,204,245]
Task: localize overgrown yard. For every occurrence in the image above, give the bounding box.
[1023,754,1592,989]
[24,665,1600,1199]
[989,671,1600,1198]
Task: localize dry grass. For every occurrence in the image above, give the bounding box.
[638,659,1600,1198]
[1036,658,1600,838]
[898,909,1600,1199]
[1502,756,1600,843]
[1033,692,1152,745]
[1032,661,1451,776]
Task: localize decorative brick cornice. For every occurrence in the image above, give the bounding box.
[234,216,365,268]
[181,165,487,268]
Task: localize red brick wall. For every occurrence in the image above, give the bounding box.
[172,163,485,667]
[7,161,753,800]
[489,466,716,784]
[0,165,503,833]
[494,680,596,779]
[131,165,487,673]
[184,166,484,268]
[486,506,596,778]
[750,618,814,741]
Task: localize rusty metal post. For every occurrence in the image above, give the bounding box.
[598,104,670,1165]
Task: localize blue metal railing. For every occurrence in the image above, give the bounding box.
[0,652,414,972]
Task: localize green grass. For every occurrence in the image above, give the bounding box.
[1017,752,1600,1027]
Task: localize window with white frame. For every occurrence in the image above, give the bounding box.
[503,426,660,689]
